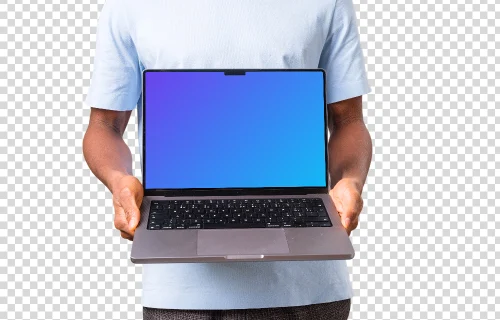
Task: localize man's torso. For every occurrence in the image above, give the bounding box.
[120,0,352,309]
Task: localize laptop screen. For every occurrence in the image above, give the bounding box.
[143,70,327,190]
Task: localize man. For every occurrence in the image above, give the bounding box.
[83,0,372,319]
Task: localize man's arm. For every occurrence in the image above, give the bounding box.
[83,108,133,191]
[83,108,143,240]
[327,96,372,234]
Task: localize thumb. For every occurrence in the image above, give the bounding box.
[329,189,344,213]
[329,189,349,228]
[119,188,141,230]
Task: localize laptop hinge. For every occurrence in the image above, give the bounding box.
[145,187,328,198]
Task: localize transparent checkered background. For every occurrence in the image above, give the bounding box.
[0,1,498,319]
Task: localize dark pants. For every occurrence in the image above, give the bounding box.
[143,299,351,320]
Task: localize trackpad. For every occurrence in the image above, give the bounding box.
[197,229,290,256]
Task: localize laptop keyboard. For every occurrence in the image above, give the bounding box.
[147,198,332,230]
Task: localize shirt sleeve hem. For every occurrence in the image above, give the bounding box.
[326,78,371,104]
[84,95,137,112]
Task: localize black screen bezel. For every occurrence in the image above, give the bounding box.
[142,69,329,196]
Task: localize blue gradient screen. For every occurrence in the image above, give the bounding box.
[144,71,326,189]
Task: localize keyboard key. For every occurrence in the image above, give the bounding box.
[304,217,330,222]
[306,212,319,217]
[266,223,282,228]
[306,222,320,227]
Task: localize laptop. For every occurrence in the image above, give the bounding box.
[131,69,355,263]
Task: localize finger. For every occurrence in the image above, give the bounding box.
[341,209,361,230]
[120,230,133,241]
[348,219,359,234]
[342,216,352,230]
[340,198,363,227]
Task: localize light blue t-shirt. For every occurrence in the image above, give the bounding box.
[86,0,370,310]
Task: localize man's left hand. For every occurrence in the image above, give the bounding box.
[329,178,364,235]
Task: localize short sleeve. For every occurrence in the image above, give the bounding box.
[85,0,141,111]
[319,0,371,104]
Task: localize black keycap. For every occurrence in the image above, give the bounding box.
[150,211,167,216]
[304,217,330,222]
[266,223,282,228]
[306,222,323,227]
[149,217,164,222]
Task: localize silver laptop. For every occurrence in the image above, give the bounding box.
[131,69,354,263]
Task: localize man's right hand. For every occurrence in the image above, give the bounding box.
[111,174,144,241]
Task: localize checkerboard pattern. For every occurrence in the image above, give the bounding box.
[0,1,498,319]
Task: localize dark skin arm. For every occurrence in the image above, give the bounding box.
[327,96,372,234]
[83,108,142,240]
